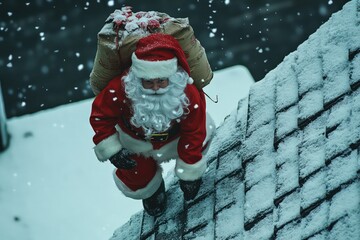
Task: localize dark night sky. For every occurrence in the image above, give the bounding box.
[0,0,349,118]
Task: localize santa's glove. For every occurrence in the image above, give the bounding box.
[179,178,202,201]
[109,148,137,170]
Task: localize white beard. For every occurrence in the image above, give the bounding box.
[123,67,190,137]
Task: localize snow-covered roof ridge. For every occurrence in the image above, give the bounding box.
[110,0,360,239]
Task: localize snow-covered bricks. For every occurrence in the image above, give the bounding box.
[110,1,360,239]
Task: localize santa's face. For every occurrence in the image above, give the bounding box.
[141,78,169,92]
[123,67,190,137]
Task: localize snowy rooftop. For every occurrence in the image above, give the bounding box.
[111,1,360,239]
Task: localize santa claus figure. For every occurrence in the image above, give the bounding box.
[90,33,215,217]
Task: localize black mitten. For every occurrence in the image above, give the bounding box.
[179,178,202,201]
[109,148,137,170]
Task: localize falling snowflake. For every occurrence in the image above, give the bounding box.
[77,64,84,71]
[257,47,263,53]
[194,104,199,109]
[177,168,184,173]
[107,0,114,7]
[185,144,190,149]
[113,97,118,101]
[109,89,115,93]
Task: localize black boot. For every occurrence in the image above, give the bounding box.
[179,178,202,201]
[142,180,167,217]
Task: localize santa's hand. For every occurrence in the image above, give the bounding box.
[179,178,202,201]
[109,148,137,170]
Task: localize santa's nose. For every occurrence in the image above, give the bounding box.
[152,82,160,91]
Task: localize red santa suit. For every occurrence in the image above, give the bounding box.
[89,33,215,200]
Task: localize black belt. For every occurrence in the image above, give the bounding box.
[122,117,180,142]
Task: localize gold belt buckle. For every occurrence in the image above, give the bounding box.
[150,132,169,141]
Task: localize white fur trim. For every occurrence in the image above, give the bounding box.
[115,113,215,164]
[112,168,163,200]
[188,77,194,84]
[94,133,122,162]
[175,157,207,181]
[131,53,178,79]
[115,125,153,153]
[116,125,179,162]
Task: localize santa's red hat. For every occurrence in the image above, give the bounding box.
[131,33,192,81]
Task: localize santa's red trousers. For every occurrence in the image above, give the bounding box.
[114,154,158,191]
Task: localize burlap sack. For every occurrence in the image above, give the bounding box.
[89,10,213,95]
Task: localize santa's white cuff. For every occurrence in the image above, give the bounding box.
[94,133,122,162]
[113,168,163,200]
[175,157,207,181]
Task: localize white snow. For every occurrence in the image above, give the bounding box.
[276,106,298,138]
[275,191,300,227]
[245,153,275,187]
[0,65,254,240]
[298,90,323,120]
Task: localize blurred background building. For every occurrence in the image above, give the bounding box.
[0,0,349,118]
